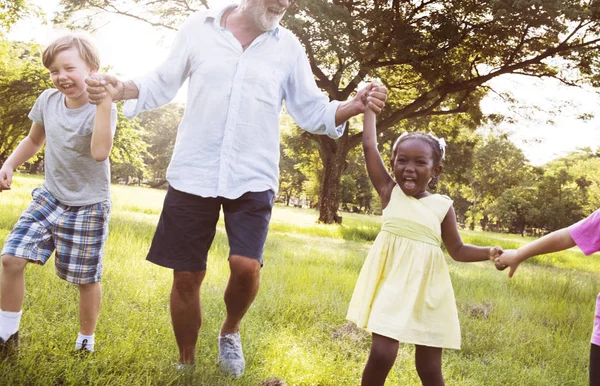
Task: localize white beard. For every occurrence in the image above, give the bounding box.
[248,3,285,31]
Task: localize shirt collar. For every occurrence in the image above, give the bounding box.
[206,4,281,39]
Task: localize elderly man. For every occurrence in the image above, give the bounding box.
[86,0,387,377]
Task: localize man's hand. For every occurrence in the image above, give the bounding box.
[356,82,388,114]
[86,73,123,105]
[0,166,13,192]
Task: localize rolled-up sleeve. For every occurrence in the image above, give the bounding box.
[124,21,193,119]
[283,52,345,139]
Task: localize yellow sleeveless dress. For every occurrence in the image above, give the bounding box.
[346,184,461,349]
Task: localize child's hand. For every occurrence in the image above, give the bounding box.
[494,249,521,278]
[489,246,507,271]
[103,82,120,102]
[0,166,13,192]
[356,82,388,114]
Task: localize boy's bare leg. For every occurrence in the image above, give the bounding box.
[78,282,102,335]
[0,255,27,312]
[171,270,205,365]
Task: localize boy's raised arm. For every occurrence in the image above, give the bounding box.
[0,122,46,192]
[90,83,119,162]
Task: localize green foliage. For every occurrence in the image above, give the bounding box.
[55,0,209,31]
[109,106,149,184]
[279,142,307,206]
[0,0,38,37]
[339,145,374,213]
[487,186,540,235]
[531,152,596,230]
[0,40,52,165]
[137,103,184,182]
[463,134,528,230]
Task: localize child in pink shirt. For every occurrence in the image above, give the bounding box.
[496,209,600,385]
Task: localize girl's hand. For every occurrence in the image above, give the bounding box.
[489,246,507,271]
[356,82,388,114]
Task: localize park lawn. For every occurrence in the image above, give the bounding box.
[0,174,597,385]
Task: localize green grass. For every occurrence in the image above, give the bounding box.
[0,174,598,385]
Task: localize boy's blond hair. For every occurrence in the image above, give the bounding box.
[42,34,100,71]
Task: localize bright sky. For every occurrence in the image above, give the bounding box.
[7,0,600,166]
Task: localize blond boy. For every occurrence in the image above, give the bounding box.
[0,34,117,354]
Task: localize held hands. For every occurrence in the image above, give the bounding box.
[494,249,522,278]
[489,246,507,271]
[356,82,388,114]
[0,165,12,192]
[86,73,123,105]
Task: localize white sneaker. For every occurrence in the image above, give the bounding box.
[218,333,245,378]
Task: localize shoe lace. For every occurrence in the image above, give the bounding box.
[221,335,242,359]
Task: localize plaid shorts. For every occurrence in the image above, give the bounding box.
[1,187,111,284]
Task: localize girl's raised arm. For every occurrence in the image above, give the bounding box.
[363,107,395,201]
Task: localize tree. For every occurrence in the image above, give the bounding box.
[339,145,373,213]
[57,0,600,223]
[109,106,149,184]
[558,148,600,214]
[279,141,307,206]
[279,118,323,208]
[0,1,38,37]
[487,186,539,235]
[138,103,185,184]
[464,134,527,230]
[533,153,592,231]
[0,41,52,165]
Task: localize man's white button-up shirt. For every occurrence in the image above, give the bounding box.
[124,5,345,199]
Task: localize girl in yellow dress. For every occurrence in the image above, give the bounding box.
[347,103,503,386]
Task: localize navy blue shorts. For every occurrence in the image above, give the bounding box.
[146,186,274,271]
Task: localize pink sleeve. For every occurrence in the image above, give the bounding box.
[568,209,600,255]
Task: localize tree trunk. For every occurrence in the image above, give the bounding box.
[317,136,350,224]
[469,196,477,230]
[149,179,168,189]
[480,214,488,232]
[519,224,526,236]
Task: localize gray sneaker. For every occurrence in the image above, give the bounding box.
[218,333,245,378]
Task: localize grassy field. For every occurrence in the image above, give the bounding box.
[0,174,598,385]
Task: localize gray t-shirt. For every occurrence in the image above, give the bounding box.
[29,89,117,206]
